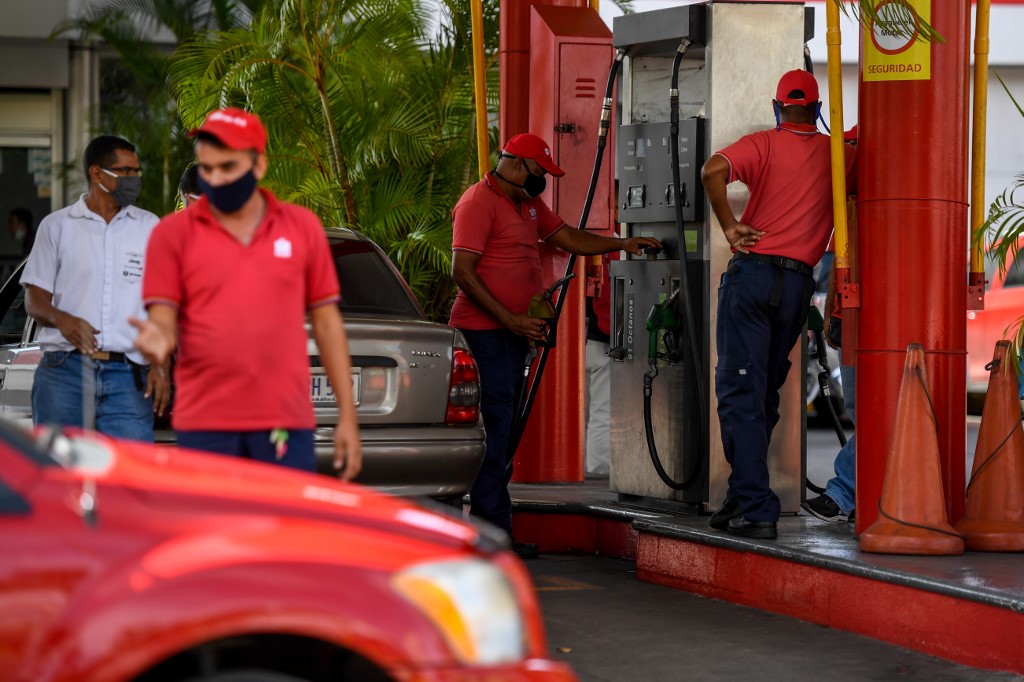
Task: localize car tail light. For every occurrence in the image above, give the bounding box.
[446,348,480,425]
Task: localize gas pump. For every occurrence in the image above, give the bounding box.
[609,2,812,513]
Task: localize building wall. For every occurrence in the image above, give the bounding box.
[0,1,1022,227]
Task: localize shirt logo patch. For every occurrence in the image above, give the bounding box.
[529,207,537,220]
[273,237,292,259]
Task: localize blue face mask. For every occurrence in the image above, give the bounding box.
[775,102,826,131]
[198,169,257,213]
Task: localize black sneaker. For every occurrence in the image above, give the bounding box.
[801,494,849,523]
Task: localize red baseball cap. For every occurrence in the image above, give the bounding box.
[190,108,267,154]
[775,70,819,106]
[844,125,859,142]
[502,133,565,177]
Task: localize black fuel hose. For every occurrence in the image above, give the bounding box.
[640,38,703,490]
[505,48,627,468]
[807,327,848,494]
[643,364,693,490]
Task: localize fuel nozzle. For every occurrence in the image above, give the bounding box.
[528,273,576,347]
[646,289,681,364]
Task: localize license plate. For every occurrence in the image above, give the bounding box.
[310,368,360,405]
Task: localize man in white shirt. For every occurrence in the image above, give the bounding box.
[21,135,169,441]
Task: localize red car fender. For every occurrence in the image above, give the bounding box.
[22,528,472,682]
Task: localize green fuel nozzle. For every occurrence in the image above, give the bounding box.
[646,289,680,363]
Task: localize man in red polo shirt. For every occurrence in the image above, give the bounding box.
[450,133,660,549]
[701,71,855,539]
[131,108,361,479]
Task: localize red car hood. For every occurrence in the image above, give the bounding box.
[54,430,492,554]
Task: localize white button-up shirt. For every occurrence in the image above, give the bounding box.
[20,195,159,364]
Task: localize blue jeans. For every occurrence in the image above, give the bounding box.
[824,355,856,514]
[176,429,316,472]
[459,328,529,535]
[32,351,153,441]
[716,259,815,522]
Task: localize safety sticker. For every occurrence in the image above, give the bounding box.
[863,0,931,82]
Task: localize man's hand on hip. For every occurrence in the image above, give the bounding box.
[723,223,764,253]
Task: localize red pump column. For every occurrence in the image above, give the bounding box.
[855,0,971,533]
[499,0,614,483]
[499,0,584,139]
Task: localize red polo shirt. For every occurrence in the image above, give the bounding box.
[142,189,340,431]
[716,122,856,267]
[449,172,565,330]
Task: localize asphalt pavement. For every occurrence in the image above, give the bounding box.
[525,418,1007,682]
[529,552,1022,682]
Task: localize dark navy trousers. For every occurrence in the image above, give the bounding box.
[715,258,814,522]
[459,328,529,535]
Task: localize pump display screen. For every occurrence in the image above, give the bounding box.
[627,185,645,209]
[618,120,704,223]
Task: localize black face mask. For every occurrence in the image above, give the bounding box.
[198,169,258,213]
[100,169,142,207]
[495,160,547,198]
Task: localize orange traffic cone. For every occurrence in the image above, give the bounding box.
[954,340,1024,551]
[860,344,965,555]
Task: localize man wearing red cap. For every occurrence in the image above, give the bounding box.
[450,133,660,551]
[700,71,855,539]
[131,108,361,479]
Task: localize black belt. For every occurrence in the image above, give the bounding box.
[67,350,145,390]
[70,350,130,363]
[731,252,813,278]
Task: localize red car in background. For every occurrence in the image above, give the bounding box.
[967,238,1024,408]
[0,421,576,682]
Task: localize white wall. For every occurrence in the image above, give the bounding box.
[601,1,1024,220]
[805,2,1024,215]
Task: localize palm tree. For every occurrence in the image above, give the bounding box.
[51,0,264,214]
[976,79,1024,377]
[170,0,501,318]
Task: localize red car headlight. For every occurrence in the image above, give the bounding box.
[391,558,526,665]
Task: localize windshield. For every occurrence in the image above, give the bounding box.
[331,240,423,319]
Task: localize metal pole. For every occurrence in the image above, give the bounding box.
[968,0,991,308]
[826,0,849,271]
[470,0,490,179]
[856,0,971,532]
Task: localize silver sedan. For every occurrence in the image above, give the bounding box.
[0,228,485,499]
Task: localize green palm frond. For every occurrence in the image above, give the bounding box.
[611,0,635,15]
[979,72,1024,384]
[168,0,486,318]
[53,0,257,214]
[981,173,1024,279]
